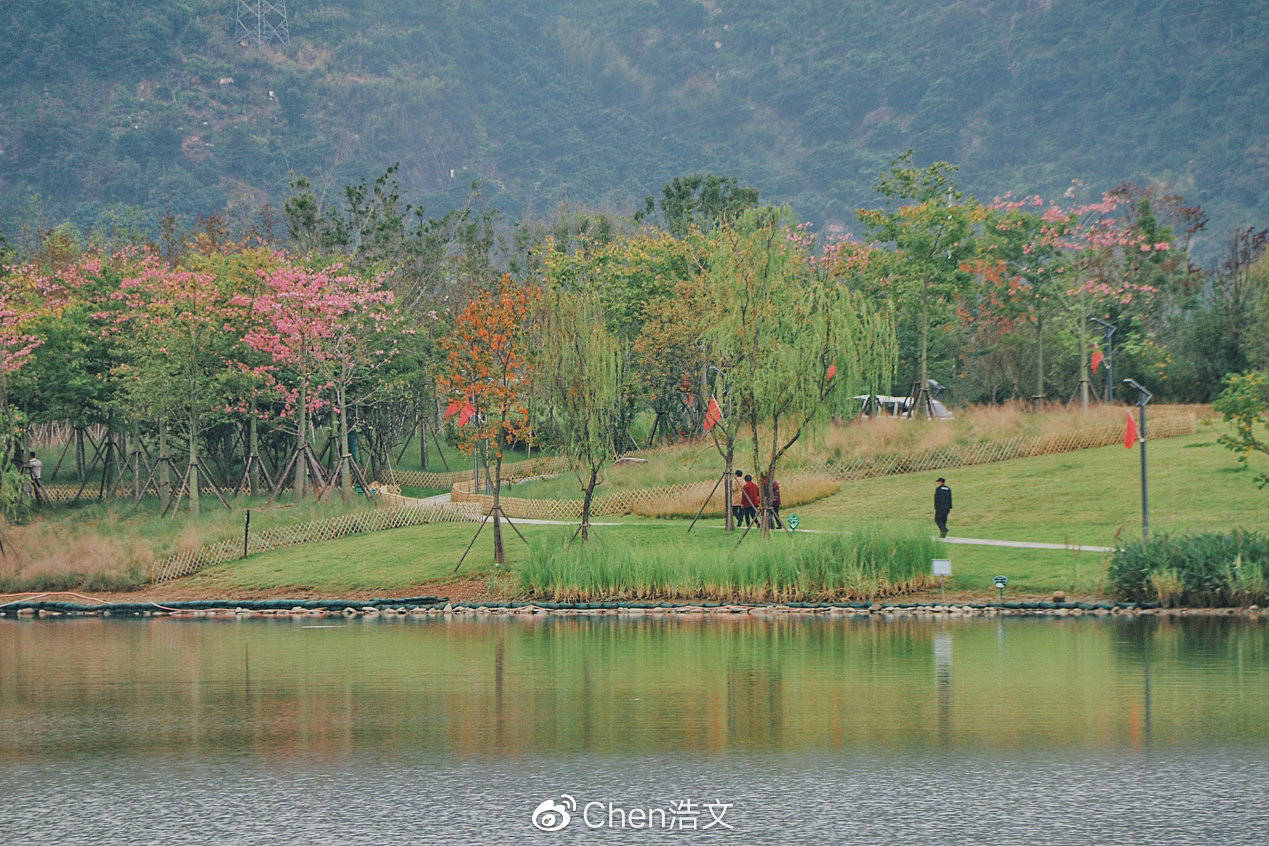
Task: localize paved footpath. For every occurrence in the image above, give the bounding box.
[415,492,1112,553]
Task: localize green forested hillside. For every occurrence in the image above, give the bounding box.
[2,0,1264,256]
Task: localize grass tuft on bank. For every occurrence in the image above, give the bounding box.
[519,524,942,602]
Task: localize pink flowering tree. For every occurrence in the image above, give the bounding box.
[10,247,141,485]
[115,255,239,513]
[1060,194,1170,408]
[240,260,396,500]
[0,278,43,517]
[975,190,1169,407]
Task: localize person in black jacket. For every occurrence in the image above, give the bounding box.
[934,478,952,538]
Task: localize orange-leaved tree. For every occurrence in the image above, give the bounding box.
[437,274,539,566]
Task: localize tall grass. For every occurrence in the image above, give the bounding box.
[0,496,376,593]
[520,524,942,602]
[1109,529,1268,607]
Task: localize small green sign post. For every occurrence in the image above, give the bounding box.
[788,514,800,531]
[993,575,1008,601]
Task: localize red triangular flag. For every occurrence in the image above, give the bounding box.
[826,362,837,380]
[443,401,461,418]
[1124,409,1139,448]
[1091,347,1104,374]
[457,402,476,427]
[703,396,723,432]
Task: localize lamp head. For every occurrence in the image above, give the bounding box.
[1122,378,1153,403]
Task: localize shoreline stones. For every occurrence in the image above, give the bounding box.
[0,596,1262,621]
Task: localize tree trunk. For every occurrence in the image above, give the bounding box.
[103,412,115,493]
[491,448,505,566]
[188,409,200,515]
[724,450,734,533]
[338,386,352,503]
[418,413,428,471]
[1035,313,1045,400]
[580,466,599,541]
[158,421,171,510]
[131,421,141,499]
[247,410,260,495]
[294,382,308,499]
[919,295,930,418]
[1079,319,1090,412]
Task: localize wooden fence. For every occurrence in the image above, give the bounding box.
[151,499,480,583]
[450,413,1199,520]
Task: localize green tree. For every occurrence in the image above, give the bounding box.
[857,152,981,413]
[535,287,627,539]
[707,207,896,533]
[1213,371,1269,489]
[636,174,760,237]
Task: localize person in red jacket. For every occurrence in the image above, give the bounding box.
[741,474,761,528]
[760,472,783,530]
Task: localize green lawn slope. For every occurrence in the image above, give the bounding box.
[174,431,1263,601]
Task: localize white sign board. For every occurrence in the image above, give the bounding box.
[931,559,952,576]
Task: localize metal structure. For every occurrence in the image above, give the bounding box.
[1123,378,1153,541]
[1089,316,1116,402]
[235,0,290,48]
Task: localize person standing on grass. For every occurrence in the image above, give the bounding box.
[731,469,746,527]
[26,452,41,482]
[742,474,761,528]
[934,477,952,538]
[760,472,783,530]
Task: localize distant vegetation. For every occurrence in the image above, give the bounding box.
[1,0,1264,259]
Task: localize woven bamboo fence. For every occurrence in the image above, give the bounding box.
[381,454,570,490]
[449,412,1198,520]
[450,473,841,521]
[800,412,1197,481]
[151,499,480,583]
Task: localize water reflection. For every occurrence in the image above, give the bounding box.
[0,616,1264,762]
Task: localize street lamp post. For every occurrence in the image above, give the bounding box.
[1123,378,1152,541]
[1089,317,1116,403]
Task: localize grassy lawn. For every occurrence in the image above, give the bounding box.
[186,517,1109,600]
[182,521,554,593]
[794,432,1265,546]
[53,425,1261,602]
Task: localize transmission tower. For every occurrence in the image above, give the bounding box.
[235,0,290,48]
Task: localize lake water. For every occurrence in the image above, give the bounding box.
[1,616,1265,844]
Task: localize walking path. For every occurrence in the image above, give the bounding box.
[414,491,1111,552]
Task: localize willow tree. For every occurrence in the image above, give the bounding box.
[707,207,897,534]
[535,287,627,539]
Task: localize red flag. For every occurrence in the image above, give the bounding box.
[457,402,476,427]
[443,401,461,418]
[1124,409,1139,448]
[1091,347,1104,374]
[826,362,837,380]
[703,396,723,432]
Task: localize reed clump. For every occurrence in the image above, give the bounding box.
[520,524,942,602]
[1109,529,1268,607]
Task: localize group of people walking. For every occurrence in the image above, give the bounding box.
[721,469,954,538]
[730,470,782,529]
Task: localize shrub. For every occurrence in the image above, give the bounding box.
[1109,530,1269,606]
